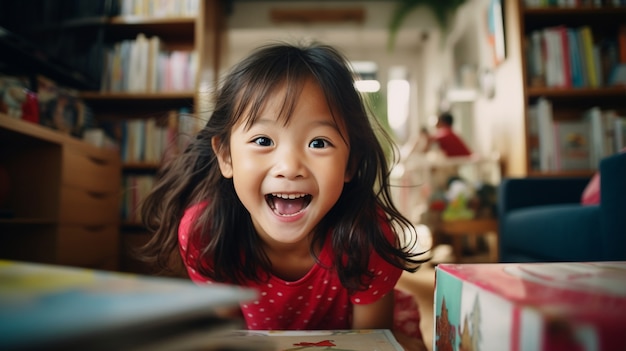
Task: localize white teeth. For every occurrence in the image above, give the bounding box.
[271,193,307,199]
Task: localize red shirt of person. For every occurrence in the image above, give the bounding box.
[422,112,472,157]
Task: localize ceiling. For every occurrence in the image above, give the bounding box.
[225,1,431,54]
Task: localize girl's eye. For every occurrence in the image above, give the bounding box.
[309,138,331,149]
[253,137,273,147]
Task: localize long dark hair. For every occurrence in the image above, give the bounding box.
[139,42,426,292]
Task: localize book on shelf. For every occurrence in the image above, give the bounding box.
[580,26,600,88]
[585,106,609,167]
[107,108,194,164]
[128,33,149,92]
[582,107,625,167]
[526,24,623,89]
[101,34,197,93]
[553,119,592,170]
[0,259,258,351]
[119,0,200,17]
[535,97,556,171]
[567,27,585,87]
[529,99,623,172]
[616,116,626,151]
[122,174,155,222]
[147,35,162,93]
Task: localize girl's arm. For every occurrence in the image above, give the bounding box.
[353,292,428,351]
[351,291,394,329]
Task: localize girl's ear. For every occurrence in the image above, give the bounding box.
[211,136,233,178]
[344,157,357,183]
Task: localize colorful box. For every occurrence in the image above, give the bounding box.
[434,262,626,351]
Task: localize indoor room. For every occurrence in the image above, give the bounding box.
[0,1,625,350]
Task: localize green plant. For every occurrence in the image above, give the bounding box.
[388,0,468,51]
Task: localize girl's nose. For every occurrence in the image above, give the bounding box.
[272,147,307,179]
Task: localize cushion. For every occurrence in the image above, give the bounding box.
[581,171,600,205]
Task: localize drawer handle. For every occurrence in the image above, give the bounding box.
[88,156,109,166]
[83,224,107,232]
[87,191,108,199]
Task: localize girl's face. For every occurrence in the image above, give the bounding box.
[214,79,352,247]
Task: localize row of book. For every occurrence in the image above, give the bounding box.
[83,108,201,163]
[101,33,198,93]
[118,0,200,17]
[525,25,626,88]
[528,98,626,171]
[524,0,626,7]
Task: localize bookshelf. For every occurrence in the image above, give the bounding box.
[1,0,225,274]
[82,0,225,274]
[519,0,626,176]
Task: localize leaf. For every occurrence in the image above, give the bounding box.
[387,0,468,51]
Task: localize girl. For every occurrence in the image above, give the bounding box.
[139,42,428,349]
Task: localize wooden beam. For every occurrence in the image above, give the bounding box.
[270,8,365,24]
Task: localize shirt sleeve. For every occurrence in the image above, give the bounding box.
[350,216,403,305]
[178,202,212,284]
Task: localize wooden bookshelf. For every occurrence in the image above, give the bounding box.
[92,0,224,274]
[518,0,626,175]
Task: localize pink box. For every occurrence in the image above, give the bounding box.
[434,262,626,351]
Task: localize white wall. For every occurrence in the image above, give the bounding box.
[462,0,525,176]
[418,0,525,175]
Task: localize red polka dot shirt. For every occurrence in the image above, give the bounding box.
[178,203,403,330]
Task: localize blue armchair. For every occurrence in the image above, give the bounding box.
[498,152,626,263]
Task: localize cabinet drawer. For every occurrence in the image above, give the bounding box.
[62,148,120,193]
[59,186,120,224]
[56,224,119,269]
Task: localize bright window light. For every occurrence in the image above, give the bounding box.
[354,79,380,93]
[387,79,410,129]
[351,61,378,75]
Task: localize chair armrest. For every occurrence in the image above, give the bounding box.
[599,152,626,260]
[498,177,590,215]
[499,204,601,262]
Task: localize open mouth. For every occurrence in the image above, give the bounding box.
[266,193,312,217]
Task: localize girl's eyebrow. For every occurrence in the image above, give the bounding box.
[250,118,277,126]
[311,119,340,129]
[250,117,340,130]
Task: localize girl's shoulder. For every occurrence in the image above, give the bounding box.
[179,202,209,248]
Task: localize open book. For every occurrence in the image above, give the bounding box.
[221,329,404,351]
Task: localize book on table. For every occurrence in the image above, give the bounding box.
[0,260,405,350]
[215,329,404,351]
[0,260,259,350]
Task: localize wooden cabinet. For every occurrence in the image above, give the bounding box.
[518,1,626,176]
[0,114,121,270]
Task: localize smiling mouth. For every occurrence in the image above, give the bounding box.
[266,193,312,216]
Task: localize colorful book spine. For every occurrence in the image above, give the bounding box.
[580,26,598,87]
